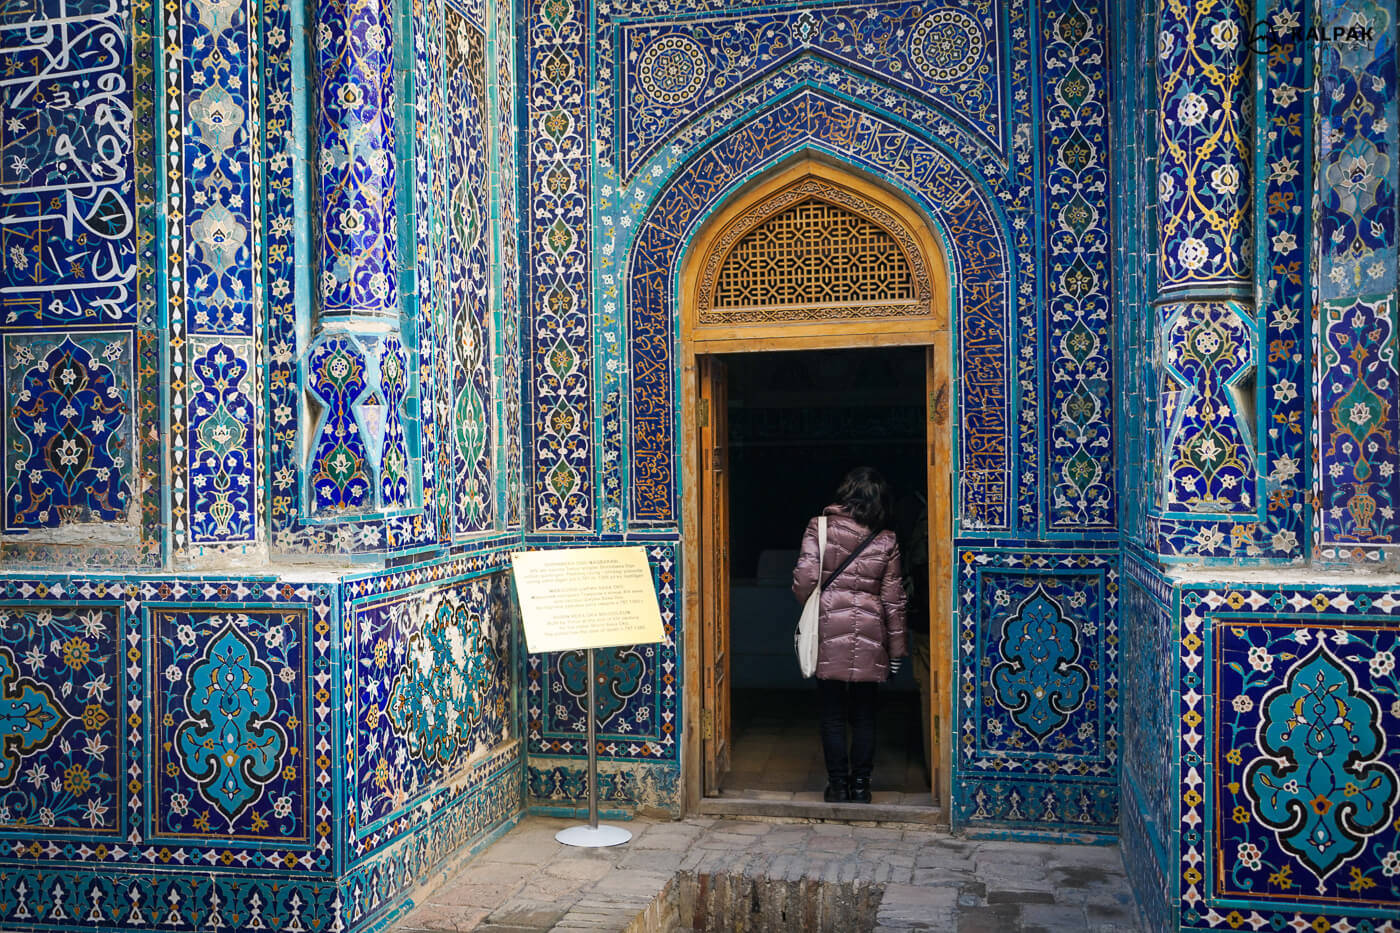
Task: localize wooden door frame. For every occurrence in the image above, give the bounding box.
[676,158,954,823]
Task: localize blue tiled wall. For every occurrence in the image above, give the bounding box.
[1113,0,1400,928]
[0,0,1395,928]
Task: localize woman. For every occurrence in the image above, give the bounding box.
[792,466,908,803]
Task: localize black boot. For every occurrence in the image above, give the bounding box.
[824,776,850,802]
[849,776,872,803]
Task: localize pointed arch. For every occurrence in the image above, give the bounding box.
[627,90,1013,530]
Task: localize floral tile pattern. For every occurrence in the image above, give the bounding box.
[955,548,1119,831]
[170,0,261,557]
[3,333,134,531]
[1042,0,1114,531]
[1120,0,1313,564]
[1319,294,1399,551]
[1315,0,1398,563]
[1213,619,1399,908]
[527,544,678,764]
[1159,302,1258,515]
[349,571,515,846]
[150,607,312,845]
[527,0,593,531]
[445,5,494,536]
[0,0,1396,928]
[1156,0,1252,294]
[1176,585,1400,930]
[0,604,122,836]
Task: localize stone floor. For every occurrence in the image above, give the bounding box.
[393,815,1144,932]
[725,688,933,805]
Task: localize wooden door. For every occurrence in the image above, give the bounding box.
[926,344,953,807]
[699,356,730,793]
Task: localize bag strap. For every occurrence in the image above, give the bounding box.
[821,527,880,591]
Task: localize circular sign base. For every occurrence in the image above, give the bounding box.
[555,824,633,848]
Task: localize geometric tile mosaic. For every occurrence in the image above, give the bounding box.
[1,0,1398,928]
[611,0,1008,178]
[626,90,1015,531]
[1122,558,1400,932]
[1120,558,1176,933]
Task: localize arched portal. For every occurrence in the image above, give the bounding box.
[627,89,1014,534]
[677,157,953,821]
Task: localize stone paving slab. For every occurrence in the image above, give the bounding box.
[393,815,1145,932]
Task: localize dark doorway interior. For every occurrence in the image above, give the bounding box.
[722,347,931,803]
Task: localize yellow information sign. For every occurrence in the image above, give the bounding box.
[511,546,666,654]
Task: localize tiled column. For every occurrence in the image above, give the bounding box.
[1157,0,1252,295]
[1152,0,1258,552]
[316,0,397,324]
[1315,0,1399,561]
[302,0,402,521]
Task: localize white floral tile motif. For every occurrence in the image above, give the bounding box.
[0,603,123,835]
[1320,295,1400,550]
[3,332,134,532]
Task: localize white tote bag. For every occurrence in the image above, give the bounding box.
[794,516,827,678]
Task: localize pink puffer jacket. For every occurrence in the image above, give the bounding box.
[791,504,907,682]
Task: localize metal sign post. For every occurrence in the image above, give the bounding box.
[510,547,664,850]
[553,648,631,847]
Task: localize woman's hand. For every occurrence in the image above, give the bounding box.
[889,657,903,676]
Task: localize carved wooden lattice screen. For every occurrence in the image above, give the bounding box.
[696,179,932,325]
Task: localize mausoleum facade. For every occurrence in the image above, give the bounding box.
[0,0,1395,928]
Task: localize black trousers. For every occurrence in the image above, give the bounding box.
[816,678,878,781]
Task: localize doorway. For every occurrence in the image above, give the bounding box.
[677,157,953,822]
[720,347,932,805]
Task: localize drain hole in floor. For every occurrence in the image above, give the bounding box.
[655,872,885,932]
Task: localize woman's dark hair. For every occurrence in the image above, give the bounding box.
[835,466,892,530]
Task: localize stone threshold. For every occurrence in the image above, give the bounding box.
[696,795,946,826]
